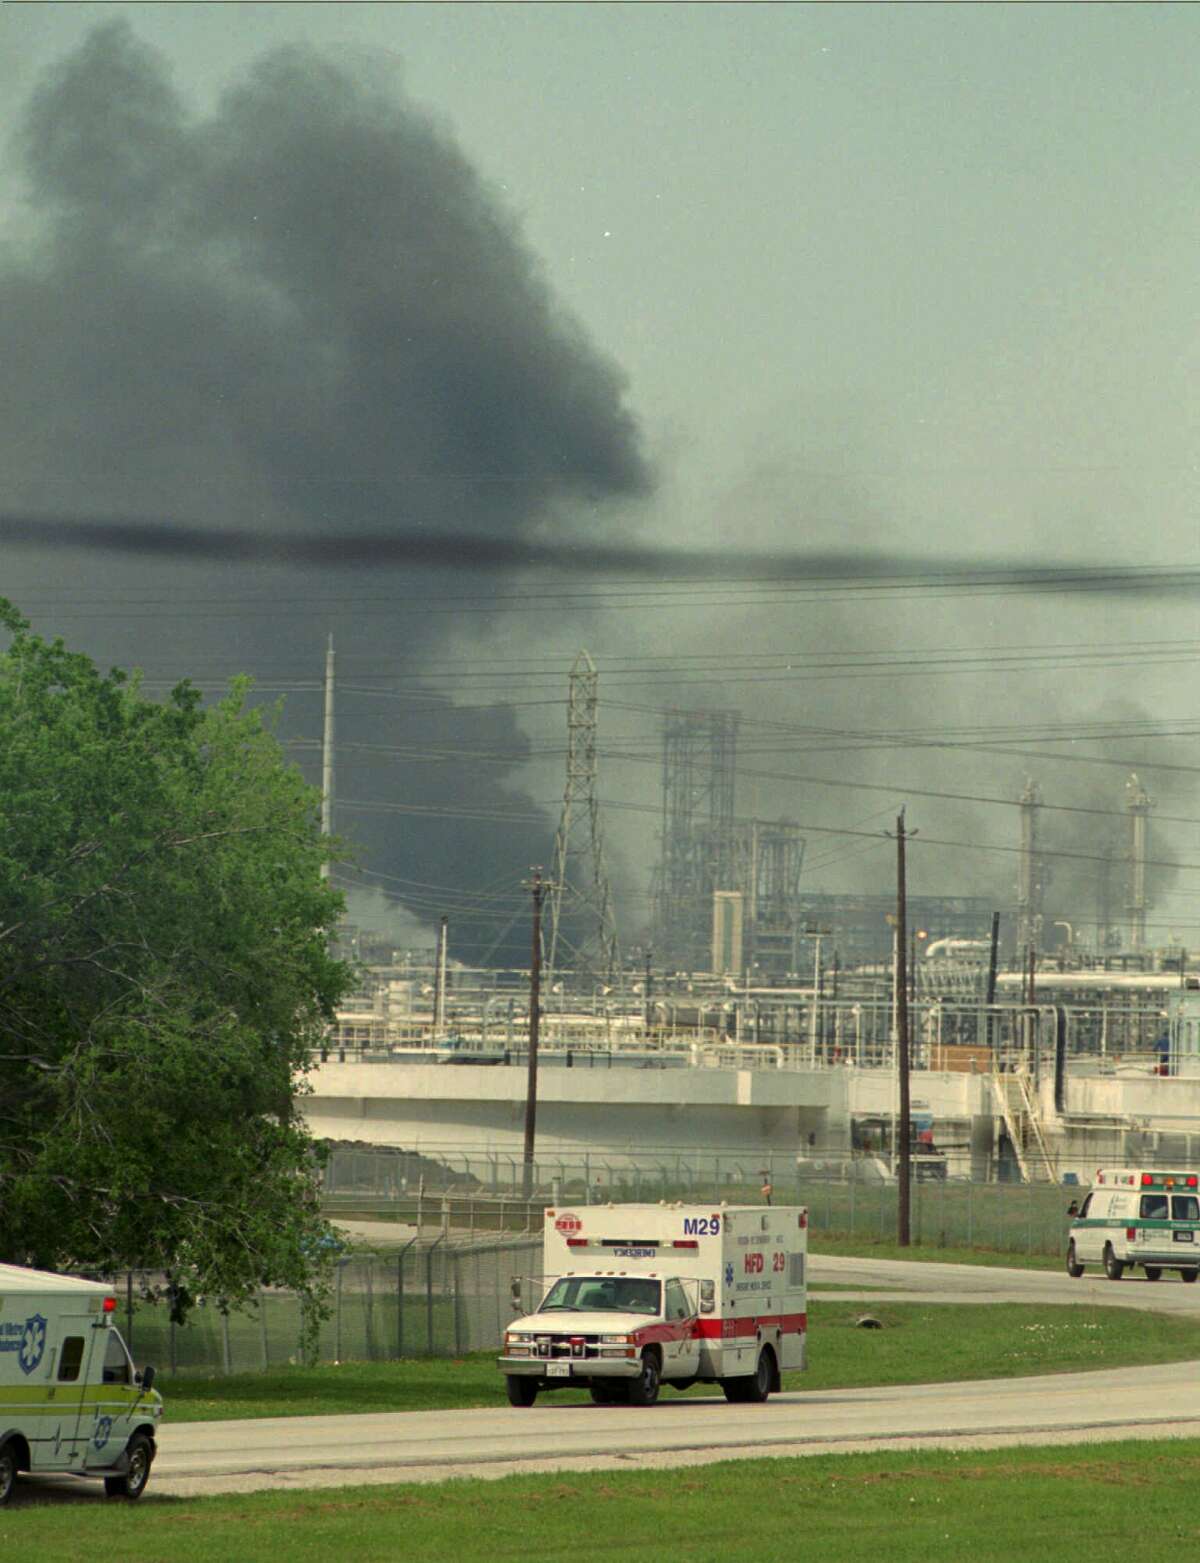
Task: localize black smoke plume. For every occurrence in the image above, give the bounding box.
[1,22,651,961]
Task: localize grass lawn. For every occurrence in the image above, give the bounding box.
[4,1440,1200,1561]
[160,1299,1200,1421]
[810,1233,1066,1270]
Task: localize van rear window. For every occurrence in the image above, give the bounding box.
[58,1337,84,1382]
[1140,1194,1169,1220]
[1172,1195,1200,1221]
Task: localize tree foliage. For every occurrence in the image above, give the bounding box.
[0,603,351,1319]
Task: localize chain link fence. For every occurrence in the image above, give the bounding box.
[113,1236,539,1378]
[322,1146,1077,1266]
[106,1150,1085,1376]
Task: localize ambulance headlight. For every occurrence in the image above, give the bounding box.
[506,1332,532,1343]
[601,1334,634,1345]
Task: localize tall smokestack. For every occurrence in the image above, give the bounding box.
[320,632,335,881]
[1125,773,1151,951]
[1016,778,1043,956]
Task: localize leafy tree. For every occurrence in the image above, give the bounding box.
[0,602,351,1322]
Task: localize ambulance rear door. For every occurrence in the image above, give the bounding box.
[29,1308,93,1474]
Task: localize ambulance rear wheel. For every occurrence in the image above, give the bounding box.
[1144,1267,1162,1281]
[104,1433,152,1501]
[744,1348,774,1404]
[1103,1244,1125,1281]
[0,1440,18,1507]
[1182,1269,1199,1284]
[627,1350,661,1407]
[505,1375,538,1408]
[1065,1242,1085,1279]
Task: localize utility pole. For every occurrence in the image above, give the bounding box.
[894,810,912,1248]
[985,911,1001,1057]
[320,633,335,881]
[522,869,549,1197]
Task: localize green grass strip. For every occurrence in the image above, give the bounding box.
[5,1439,1200,1560]
[159,1300,1200,1421]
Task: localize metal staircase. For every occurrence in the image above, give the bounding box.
[989,1069,1057,1183]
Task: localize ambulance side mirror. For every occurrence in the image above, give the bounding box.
[138,1364,156,1392]
[699,1280,715,1316]
[510,1277,523,1313]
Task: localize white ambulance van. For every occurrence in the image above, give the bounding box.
[1066,1169,1200,1282]
[0,1263,163,1504]
[498,1202,806,1407]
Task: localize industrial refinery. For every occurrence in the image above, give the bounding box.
[311,647,1199,1188]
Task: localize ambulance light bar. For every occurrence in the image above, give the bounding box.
[565,1236,698,1249]
[103,1297,116,1313]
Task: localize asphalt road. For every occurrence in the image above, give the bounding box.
[812,1252,1200,1315]
[20,1255,1200,1502]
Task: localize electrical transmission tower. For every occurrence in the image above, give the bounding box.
[652,709,740,970]
[546,651,619,988]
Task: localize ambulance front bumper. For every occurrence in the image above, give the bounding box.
[497,1356,642,1380]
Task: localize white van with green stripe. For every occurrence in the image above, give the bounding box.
[0,1263,162,1505]
[1066,1169,1200,1283]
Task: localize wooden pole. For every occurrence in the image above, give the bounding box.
[895,811,911,1248]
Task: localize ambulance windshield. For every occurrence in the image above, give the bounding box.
[539,1277,662,1315]
[101,1329,133,1386]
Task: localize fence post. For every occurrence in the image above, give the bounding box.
[335,1261,344,1363]
[1027,1184,1034,1255]
[849,1171,856,1237]
[426,1232,446,1355]
[259,1287,269,1370]
[366,1258,376,1361]
[453,1250,464,1357]
[221,1309,232,1376]
[967,1178,974,1248]
[397,1235,419,1359]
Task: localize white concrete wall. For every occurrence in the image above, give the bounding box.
[303,1059,999,1157]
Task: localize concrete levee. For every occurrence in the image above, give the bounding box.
[303,1059,1001,1163]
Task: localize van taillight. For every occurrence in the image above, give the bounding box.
[1126,1228,1137,1241]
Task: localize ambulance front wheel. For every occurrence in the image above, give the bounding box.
[627,1349,661,1407]
[0,1439,19,1507]
[1065,1241,1085,1279]
[1182,1269,1199,1284]
[1103,1244,1125,1281]
[103,1433,152,1501]
[505,1375,538,1408]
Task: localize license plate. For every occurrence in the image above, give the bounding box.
[1174,1231,1194,1243]
[546,1361,571,1377]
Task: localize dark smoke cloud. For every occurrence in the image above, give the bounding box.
[1,22,651,959]
[2,510,1199,599]
[9,22,649,540]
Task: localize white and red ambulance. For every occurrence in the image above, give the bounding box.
[498,1202,807,1407]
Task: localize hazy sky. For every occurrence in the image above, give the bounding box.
[3,4,1198,956]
